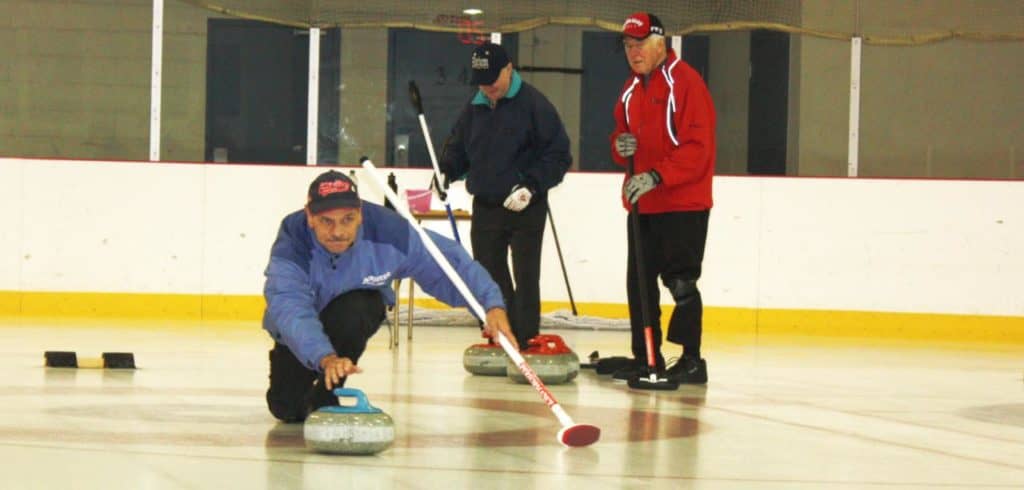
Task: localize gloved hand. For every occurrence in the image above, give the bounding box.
[430,175,448,201]
[623,170,661,204]
[503,184,533,212]
[614,133,638,158]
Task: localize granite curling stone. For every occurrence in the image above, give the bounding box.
[507,334,579,385]
[463,341,508,375]
[304,388,395,455]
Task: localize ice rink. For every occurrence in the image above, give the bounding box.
[1,318,1022,489]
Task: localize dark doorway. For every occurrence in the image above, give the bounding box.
[579,32,629,172]
[579,33,709,172]
[386,29,518,168]
[747,30,789,175]
[681,36,710,83]
[205,20,340,164]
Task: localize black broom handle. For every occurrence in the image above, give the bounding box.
[547,206,578,316]
[627,157,656,362]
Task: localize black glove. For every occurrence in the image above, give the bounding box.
[430,175,449,201]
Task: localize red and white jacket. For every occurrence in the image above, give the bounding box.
[610,49,715,213]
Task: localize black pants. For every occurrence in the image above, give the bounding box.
[470,197,547,348]
[265,289,386,422]
[627,210,710,367]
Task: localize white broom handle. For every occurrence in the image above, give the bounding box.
[361,159,575,428]
[408,81,451,204]
[363,159,482,316]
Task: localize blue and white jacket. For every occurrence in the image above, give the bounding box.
[262,202,504,371]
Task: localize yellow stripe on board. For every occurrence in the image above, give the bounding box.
[0,291,19,317]
[397,298,1024,343]
[2,291,1022,343]
[751,308,1024,343]
[16,291,204,319]
[1,291,265,321]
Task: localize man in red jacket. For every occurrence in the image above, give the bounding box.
[609,12,715,384]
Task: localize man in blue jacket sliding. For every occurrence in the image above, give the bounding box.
[262,170,516,422]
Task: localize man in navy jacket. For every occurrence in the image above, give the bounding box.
[440,42,572,349]
[262,170,515,422]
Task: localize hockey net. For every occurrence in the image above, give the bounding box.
[178,0,1024,45]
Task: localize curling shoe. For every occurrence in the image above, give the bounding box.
[666,356,708,385]
[611,356,665,382]
[611,360,644,381]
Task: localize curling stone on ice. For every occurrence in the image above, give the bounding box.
[507,334,579,385]
[304,388,395,455]
[463,340,508,375]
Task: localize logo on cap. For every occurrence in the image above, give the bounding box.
[623,18,644,30]
[318,180,352,197]
[471,51,489,70]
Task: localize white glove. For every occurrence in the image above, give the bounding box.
[623,170,661,204]
[503,185,533,212]
[615,133,637,158]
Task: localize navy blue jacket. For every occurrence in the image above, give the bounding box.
[262,202,504,371]
[440,71,572,203]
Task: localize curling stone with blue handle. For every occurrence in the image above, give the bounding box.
[463,340,508,375]
[303,388,395,455]
[507,334,579,385]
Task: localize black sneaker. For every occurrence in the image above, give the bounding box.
[666,356,707,384]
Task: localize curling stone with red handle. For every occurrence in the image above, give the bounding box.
[463,340,509,375]
[507,334,580,385]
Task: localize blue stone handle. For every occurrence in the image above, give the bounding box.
[318,387,382,414]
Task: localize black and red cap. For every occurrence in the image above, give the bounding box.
[622,12,665,40]
[307,170,360,214]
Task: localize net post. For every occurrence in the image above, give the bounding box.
[847,36,861,177]
[306,27,321,165]
[149,0,164,162]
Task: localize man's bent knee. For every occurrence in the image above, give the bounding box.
[266,388,308,423]
[267,399,306,423]
[665,278,699,306]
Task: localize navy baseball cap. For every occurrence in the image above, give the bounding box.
[469,42,510,85]
[307,170,360,214]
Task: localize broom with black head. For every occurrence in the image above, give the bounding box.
[617,133,679,391]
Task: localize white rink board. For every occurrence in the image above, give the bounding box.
[1,157,1022,316]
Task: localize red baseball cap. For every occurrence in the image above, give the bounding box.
[622,12,665,40]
